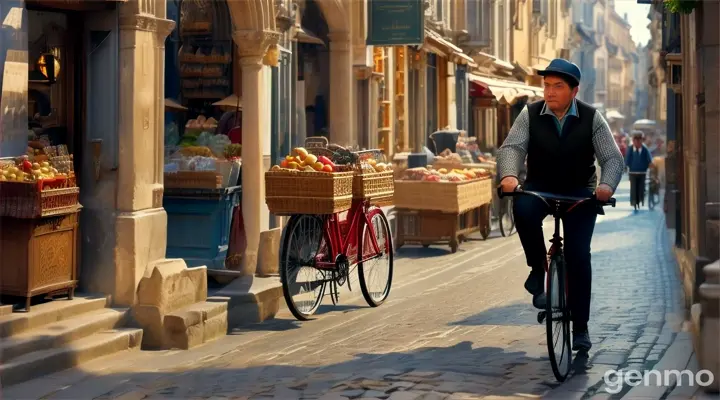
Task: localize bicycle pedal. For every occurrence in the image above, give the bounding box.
[537,311,546,324]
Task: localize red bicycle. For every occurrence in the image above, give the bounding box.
[280,155,394,321]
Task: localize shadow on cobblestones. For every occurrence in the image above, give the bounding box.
[449,302,539,327]
[17,341,563,399]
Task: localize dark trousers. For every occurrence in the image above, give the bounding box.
[629,173,646,206]
[513,183,597,332]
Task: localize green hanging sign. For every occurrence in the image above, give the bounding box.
[367,0,425,46]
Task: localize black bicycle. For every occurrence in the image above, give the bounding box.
[647,176,660,210]
[498,186,616,381]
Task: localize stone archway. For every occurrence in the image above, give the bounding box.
[227,0,279,57]
[313,0,348,33]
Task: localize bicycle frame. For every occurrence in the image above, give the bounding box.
[313,199,383,270]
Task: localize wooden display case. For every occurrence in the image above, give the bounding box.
[0,209,80,312]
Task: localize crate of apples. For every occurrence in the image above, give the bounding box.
[270,147,338,173]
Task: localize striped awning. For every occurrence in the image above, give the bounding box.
[469,74,544,104]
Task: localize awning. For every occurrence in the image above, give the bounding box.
[493,58,515,72]
[453,51,475,66]
[165,98,187,112]
[606,109,625,120]
[295,26,325,46]
[424,28,462,56]
[469,74,543,104]
[213,94,243,110]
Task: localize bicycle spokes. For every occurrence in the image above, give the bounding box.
[282,215,328,318]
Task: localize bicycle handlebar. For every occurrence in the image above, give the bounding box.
[497,186,616,208]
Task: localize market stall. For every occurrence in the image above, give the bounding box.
[163,112,243,270]
[393,165,493,253]
[391,132,494,253]
[0,144,80,312]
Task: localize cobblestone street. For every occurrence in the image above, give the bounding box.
[2,180,701,400]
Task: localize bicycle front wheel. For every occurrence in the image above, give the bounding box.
[547,257,572,381]
[499,197,516,237]
[358,208,394,307]
[280,214,327,321]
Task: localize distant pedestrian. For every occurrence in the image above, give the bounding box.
[625,131,654,210]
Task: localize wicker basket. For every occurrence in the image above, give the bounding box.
[164,171,222,189]
[394,178,492,213]
[353,170,395,201]
[265,170,353,215]
[0,182,80,218]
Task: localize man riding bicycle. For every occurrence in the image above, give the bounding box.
[496,59,624,352]
[626,131,654,210]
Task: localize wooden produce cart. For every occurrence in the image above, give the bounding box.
[0,176,81,312]
[394,177,493,253]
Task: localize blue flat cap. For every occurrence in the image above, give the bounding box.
[537,58,582,85]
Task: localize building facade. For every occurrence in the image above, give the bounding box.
[634,42,649,121]
[569,0,599,104]
[650,0,720,391]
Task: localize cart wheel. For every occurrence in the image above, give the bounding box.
[450,240,459,253]
[480,205,491,240]
[422,244,430,248]
[458,235,466,243]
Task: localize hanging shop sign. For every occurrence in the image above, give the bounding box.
[367,0,424,46]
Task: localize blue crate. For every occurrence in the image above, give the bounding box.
[163,186,241,269]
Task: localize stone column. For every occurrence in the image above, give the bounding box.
[233,31,279,275]
[328,31,354,147]
[115,9,175,306]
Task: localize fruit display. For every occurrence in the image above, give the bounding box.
[185,115,218,131]
[358,158,392,174]
[270,147,339,173]
[178,146,214,158]
[223,143,242,160]
[0,156,72,183]
[401,166,491,182]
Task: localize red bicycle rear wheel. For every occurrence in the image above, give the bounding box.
[358,208,394,307]
[280,214,328,320]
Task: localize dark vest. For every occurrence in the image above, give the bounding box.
[525,100,597,193]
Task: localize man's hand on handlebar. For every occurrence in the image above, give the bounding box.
[499,176,519,194]
[595,183,614,203]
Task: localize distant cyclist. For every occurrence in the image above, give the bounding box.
[496,58,624,352]
[625,131,654,210]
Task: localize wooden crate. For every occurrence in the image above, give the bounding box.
[394,178,492,213]
[0,209,80,311]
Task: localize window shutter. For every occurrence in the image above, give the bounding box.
[532,0,541,14]
[481,0,491,44]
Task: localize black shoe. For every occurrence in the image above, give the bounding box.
[524,268,545,296]
[572,330,592,351]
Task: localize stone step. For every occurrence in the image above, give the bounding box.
[0,328,143,387]
[0,308,129,363]
[0,295,111,338]
[163,301,228,349]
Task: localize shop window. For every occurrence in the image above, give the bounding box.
[0,2,29,157]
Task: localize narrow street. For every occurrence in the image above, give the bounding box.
[2,180,698,400]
